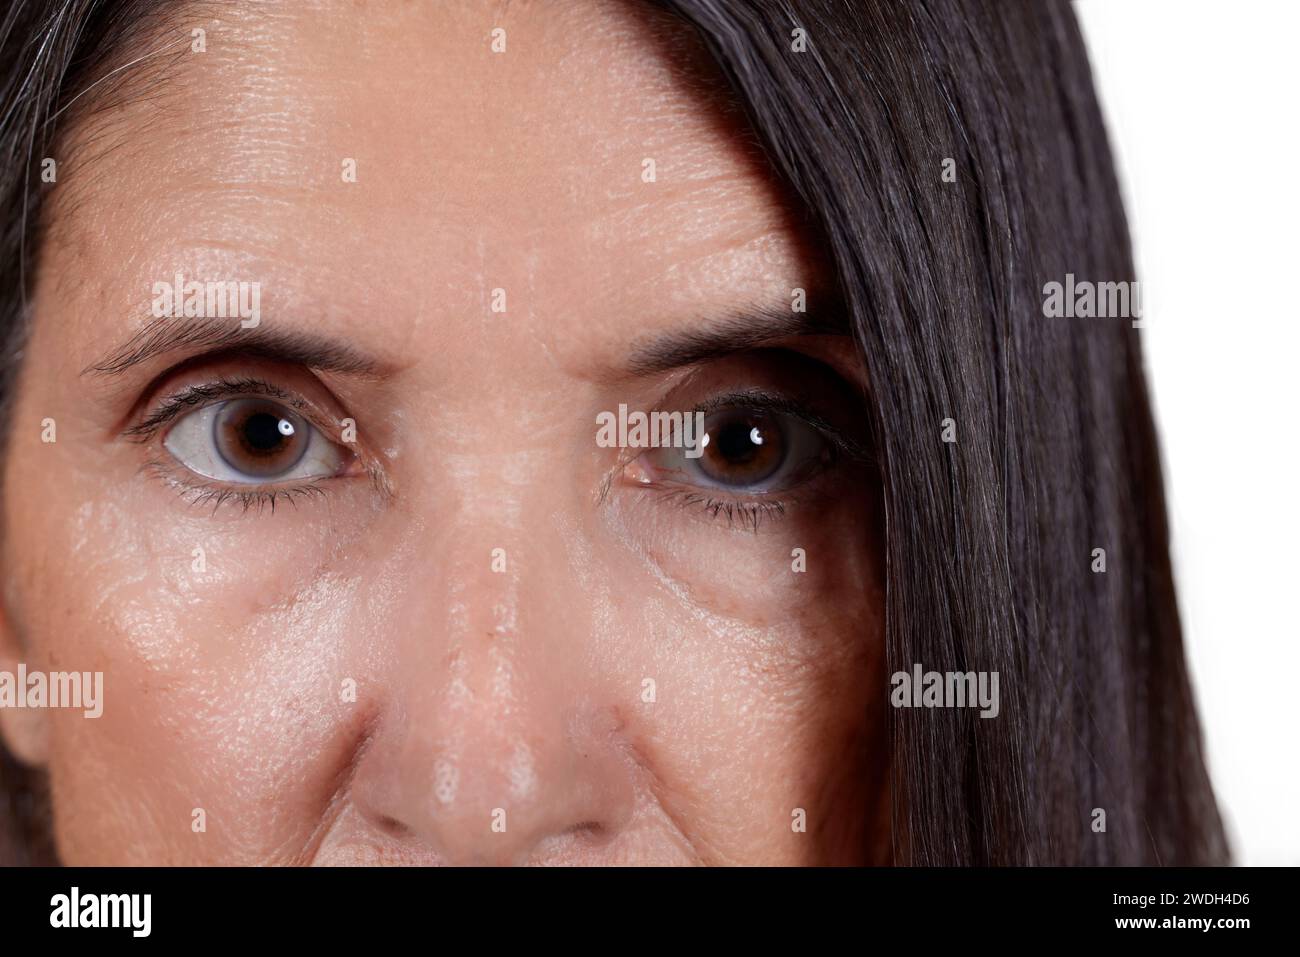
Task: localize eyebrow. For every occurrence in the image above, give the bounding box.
[84,317,387,379]
[84,302,849,381]
[624,301,850,376]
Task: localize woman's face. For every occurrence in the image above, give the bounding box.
[0,0,885,865]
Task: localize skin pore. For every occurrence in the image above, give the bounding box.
[0,0,887,865]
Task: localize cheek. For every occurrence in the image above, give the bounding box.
[605,468,880,627]
[598,487,884,863]
[6,428,388,862]
[605,583,884,864]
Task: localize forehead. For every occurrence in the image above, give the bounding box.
[44,0,817,377]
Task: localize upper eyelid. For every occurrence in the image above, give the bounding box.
[123,377,316,441]
[690,389,872,462]
[606,390,869,479]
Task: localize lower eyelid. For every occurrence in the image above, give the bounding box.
[142,452,339,513]
[624,441,860,525]
[635,484,789,529]
[142,433,352,505]
[180,484,331,514]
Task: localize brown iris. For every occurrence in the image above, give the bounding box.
[696,409,787,486]
[212,398,310,479]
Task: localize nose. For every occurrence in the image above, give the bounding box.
[354,683,637,864]
[350,516,638,865]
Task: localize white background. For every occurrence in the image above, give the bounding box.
[1075,0,1299,865]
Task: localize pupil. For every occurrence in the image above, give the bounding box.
[716,420,763,464]
[242,412,289,454]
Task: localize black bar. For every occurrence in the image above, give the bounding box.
[0,865,1283,943]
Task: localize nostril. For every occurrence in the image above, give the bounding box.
[374,814,413,839]
[563,821,610,846]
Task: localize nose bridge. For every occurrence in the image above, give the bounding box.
[421,456,587,655]
[351,469,630,863]
[431,444,578,634]
[392,441,582,653]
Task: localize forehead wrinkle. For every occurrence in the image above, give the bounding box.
[39,0,817,401]
[40,1,228,244]
[51,3,369,240]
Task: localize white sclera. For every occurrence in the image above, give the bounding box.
[163,398,345,484]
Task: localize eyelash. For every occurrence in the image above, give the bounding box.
[150,475,331,516]
[648,486,790,532]
[125,376,309,442]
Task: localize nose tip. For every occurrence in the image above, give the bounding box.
[353,704,636,865]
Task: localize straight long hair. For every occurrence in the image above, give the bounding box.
[659,0,1228,864]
